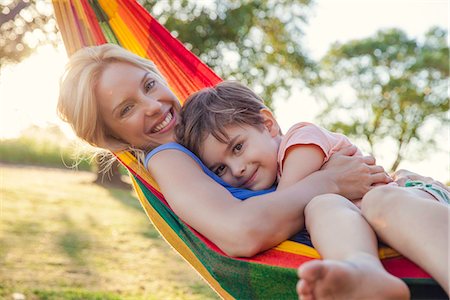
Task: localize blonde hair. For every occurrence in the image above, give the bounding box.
[57,44,167,157]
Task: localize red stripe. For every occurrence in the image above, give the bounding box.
[382,257,432,278]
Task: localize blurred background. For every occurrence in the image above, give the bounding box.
[1,0,448,299]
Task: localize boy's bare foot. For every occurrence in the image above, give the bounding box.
[296,254,410,300]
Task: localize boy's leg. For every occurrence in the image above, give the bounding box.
[297,194,409,300]
[362,185,449,295]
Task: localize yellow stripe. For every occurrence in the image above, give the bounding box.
[97,0,147,57]
[275,240,321,259]
[116,151,161,192]
[378,247,400,259]
[275,240,400,260]
[111,17,146,57]
[98,0,118,18]
[130,176,234,300]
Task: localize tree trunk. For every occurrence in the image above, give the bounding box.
[390,154,402,173]
[390,141,404,172]
[0,1,29,26]
[93,154,131,189]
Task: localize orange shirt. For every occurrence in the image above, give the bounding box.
[278,122,362,175]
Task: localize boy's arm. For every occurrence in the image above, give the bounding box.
[277,144,326,190]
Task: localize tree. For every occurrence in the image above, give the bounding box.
[142,0,316,107]
[0,0,58,67]
[315,27,449,171]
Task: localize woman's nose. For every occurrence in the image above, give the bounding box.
[144,99,163,116]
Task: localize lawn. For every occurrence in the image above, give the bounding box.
[0,164,219,300]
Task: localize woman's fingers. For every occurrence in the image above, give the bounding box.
[368,165,384,174]
[370,172,393,185]
[332,145,358,157]
[368,164,392,185]
[361,155,376,166]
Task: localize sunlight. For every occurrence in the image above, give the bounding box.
[0,44,73,139]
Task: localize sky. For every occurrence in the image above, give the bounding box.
[0,0,448,181]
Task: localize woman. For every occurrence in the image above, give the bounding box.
[58,44,448,297]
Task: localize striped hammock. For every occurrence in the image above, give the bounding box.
[52,1,445,298]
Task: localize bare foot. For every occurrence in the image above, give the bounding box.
[297,254,410,300]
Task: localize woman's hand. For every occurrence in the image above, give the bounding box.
[321,146,392,200]
[392,169,450,192]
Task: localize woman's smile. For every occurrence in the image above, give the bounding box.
[148,108,176,134]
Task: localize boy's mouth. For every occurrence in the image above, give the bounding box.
[241,168,258,189]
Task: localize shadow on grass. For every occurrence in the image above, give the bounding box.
[0,238,7,264]
[189,282,220,299]
[56,214,92,267]
[32,288,121,300]
[108,188,142,212]
[106,188,162,241]
[2,221,43,261]
[11,220,43,237]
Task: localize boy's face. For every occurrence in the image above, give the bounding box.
[200,123,280,190]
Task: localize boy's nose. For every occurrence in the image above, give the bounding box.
[230,161,246,178]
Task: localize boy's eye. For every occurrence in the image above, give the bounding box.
[213,165,226,177]
[120,104,134,117]
[233,143,243,153]
[144,79,156,93]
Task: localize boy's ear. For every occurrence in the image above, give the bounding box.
[260,108,281,137]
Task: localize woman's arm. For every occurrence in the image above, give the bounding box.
[149,146,389,257]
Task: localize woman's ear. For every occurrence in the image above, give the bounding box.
[260,108,281,137]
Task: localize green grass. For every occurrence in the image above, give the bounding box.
[0,125,92,170]
[0,164,219,300]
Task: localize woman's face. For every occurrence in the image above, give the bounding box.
[96,62,181,149]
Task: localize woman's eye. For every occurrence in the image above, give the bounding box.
[144,79,156,93]
[214,165,226,177]
[233,143,243,153]
[120,104,133,117]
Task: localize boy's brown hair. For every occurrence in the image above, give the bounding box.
[176,81,267,156]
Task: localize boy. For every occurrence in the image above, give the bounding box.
[176,81,449,299]
[176,81,448,202]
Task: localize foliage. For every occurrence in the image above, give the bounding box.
[142,0,316,107]
[0,0,59,67]
[1,0,316,108]
[315,27,449,171]
[0,125,93,170]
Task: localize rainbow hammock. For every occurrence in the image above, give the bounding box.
[52,1,446,299]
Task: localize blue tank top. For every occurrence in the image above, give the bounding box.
[145,142,276,200]
[145,142,312,246]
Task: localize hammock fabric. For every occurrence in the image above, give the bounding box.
[52,1,446,298]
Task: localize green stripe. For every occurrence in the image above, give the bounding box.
[88,0,120,45]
